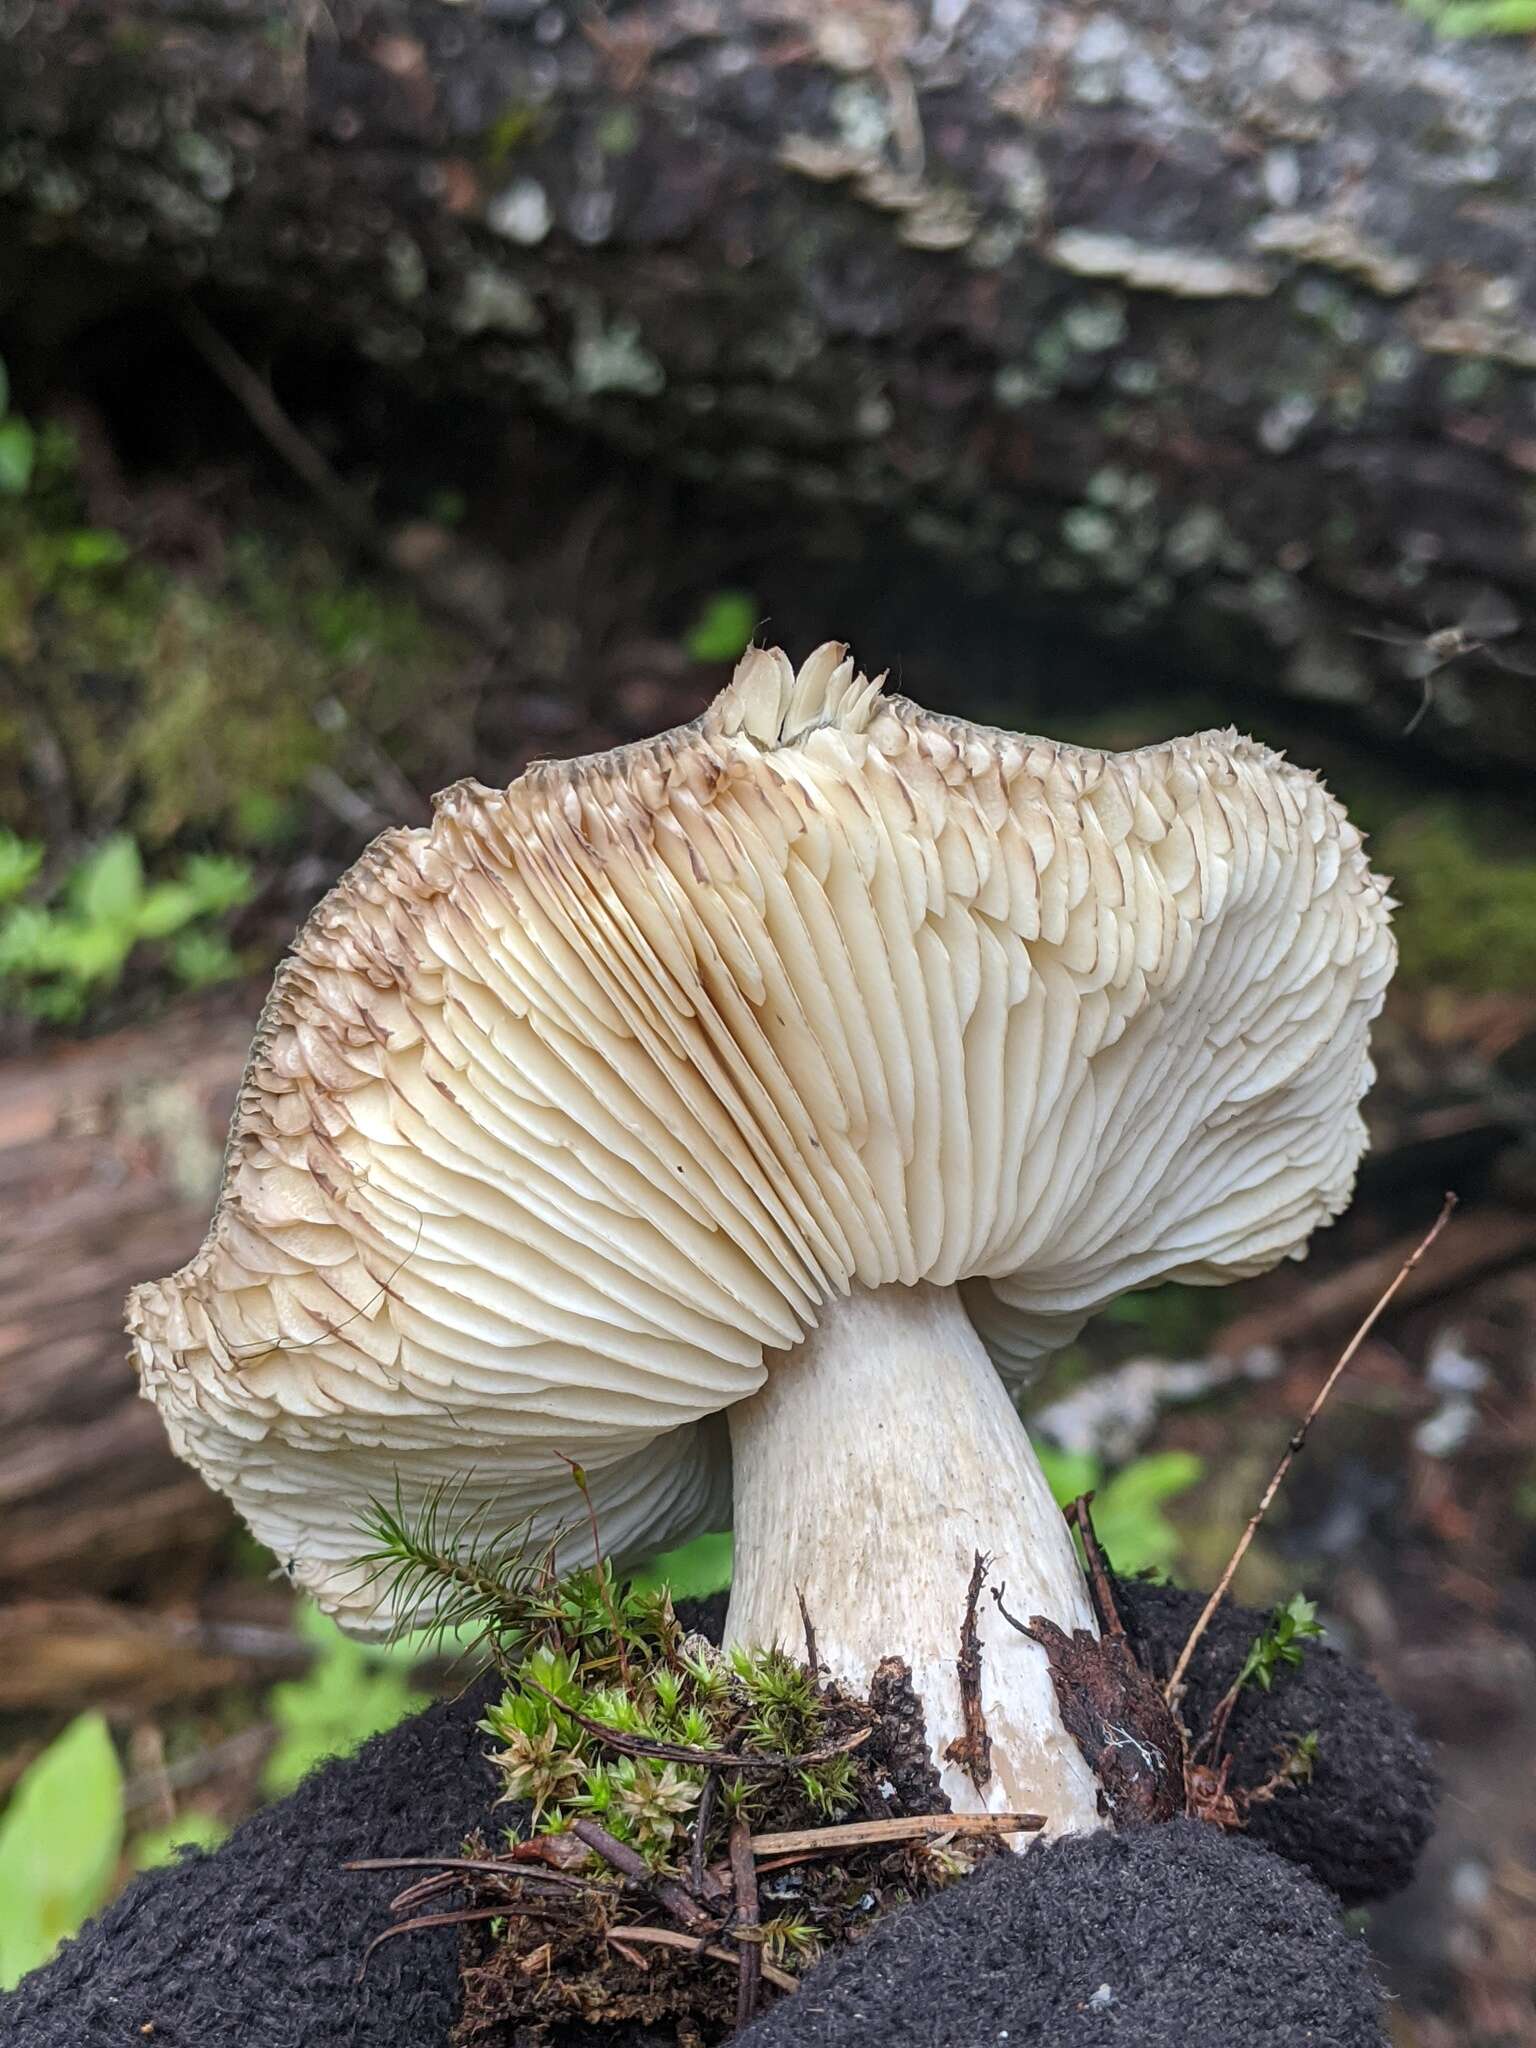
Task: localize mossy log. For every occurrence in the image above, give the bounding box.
[4,0,1536,771]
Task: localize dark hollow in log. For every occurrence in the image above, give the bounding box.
[5,0,1536,779]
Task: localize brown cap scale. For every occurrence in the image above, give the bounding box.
[128,644,1395,1834]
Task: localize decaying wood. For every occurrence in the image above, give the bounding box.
[993,1566,1185,1828]
[729,1815,762,2031]
[0,1006,250,1601]
[942,1549,993,1795]
[7,1,1536,777]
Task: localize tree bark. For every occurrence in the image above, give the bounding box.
[4,0,1536,773]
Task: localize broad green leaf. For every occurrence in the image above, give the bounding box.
[60,529,131,571]
[262,1604,429,1797]
[1036,1447,1101,1509]
[69,835,144,929]
[131,1809,229,1869]
[683,590,758,664]
[628,1530,734,1601]
[51,919,134,987]
[0,831,43,904]
[133,881,201,939]
[0,1711,124,1989]
[178,853,255,917]
[169,928,241,988]
[0,417,33,495]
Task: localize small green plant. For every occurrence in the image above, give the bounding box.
[1037,1446,1204,1575]
[1401,0,1536,34]
[0,829,43,902]
[0,1712,123,1989]
[1234,1593,1325,1695]
[261,1603,430,1798]
[0,834,253,1021]
[0,355,36,498]
[683,589,759,664]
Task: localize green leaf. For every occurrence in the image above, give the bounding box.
[133,882,201,939]
[69,835,144,929]
[0,831,43,904]
[0,1711,124,1989]
[0,904,51,974]
[0,355,9,418]
[131,1809,229,1869]
[178,853,255,918]
[1035,1445,1203,1576]
[169,928,242,988]
[60,529,131,571]
[1036,1447,1102,1508]
[261,1604,429,1797]
[51,919,135,987]
[0,417,36,496]
[628,1530,734,1601]
[683,590,759,664]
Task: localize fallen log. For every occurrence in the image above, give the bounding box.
[5,0,1536,778]
[0,1004,250,1599]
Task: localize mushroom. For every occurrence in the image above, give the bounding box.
[128,645,1394,1835]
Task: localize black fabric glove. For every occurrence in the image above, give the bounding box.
[0,1583,1436,2048]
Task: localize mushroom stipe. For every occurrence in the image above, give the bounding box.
[129,642,1396,1839]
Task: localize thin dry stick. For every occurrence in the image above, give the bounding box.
[729,1816,762,2030]
[1163,1191,1458,1706]
[568,1818,715,1935]
[345,1855,584,1888]
[357,1903,564,1980]
[690,1768,720,1899]
[602,1926,799,1994]
[748,1811,1044,1859]
[795,1584,822,1695]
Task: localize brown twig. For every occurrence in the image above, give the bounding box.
[526,1677,871,1773]
[748,1811,1043,1859]
[943,1550,993,1794]
[1064,1495,1128,1640]
[568,1819,716,1935]
[690,1769,719,1899]
[345,1855,583,1888]
[729,1816,762,2029]
[357,1904,563,1980]
[795,1584,821,1695]
[602,1926,799,1994]
[1163,1192,1458,1706]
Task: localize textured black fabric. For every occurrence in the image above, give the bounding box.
[738,1820,1387,2048]
[1118,1578,1438,1903]
[0,1583,1430,2047]
[2,1668,506,2048]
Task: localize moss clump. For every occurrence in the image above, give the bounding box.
[353,1495,1006,2045]
[0,418,465,855]
[1380,806,1536,991]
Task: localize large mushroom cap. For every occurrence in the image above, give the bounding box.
[128,646,1394,1629]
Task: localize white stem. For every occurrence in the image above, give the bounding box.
[724,1282,1103,1838]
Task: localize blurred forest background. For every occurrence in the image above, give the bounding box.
[2,0,1536,2040]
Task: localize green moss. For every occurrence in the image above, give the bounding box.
[1383,806,1536,990]
[0,438,464,853]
